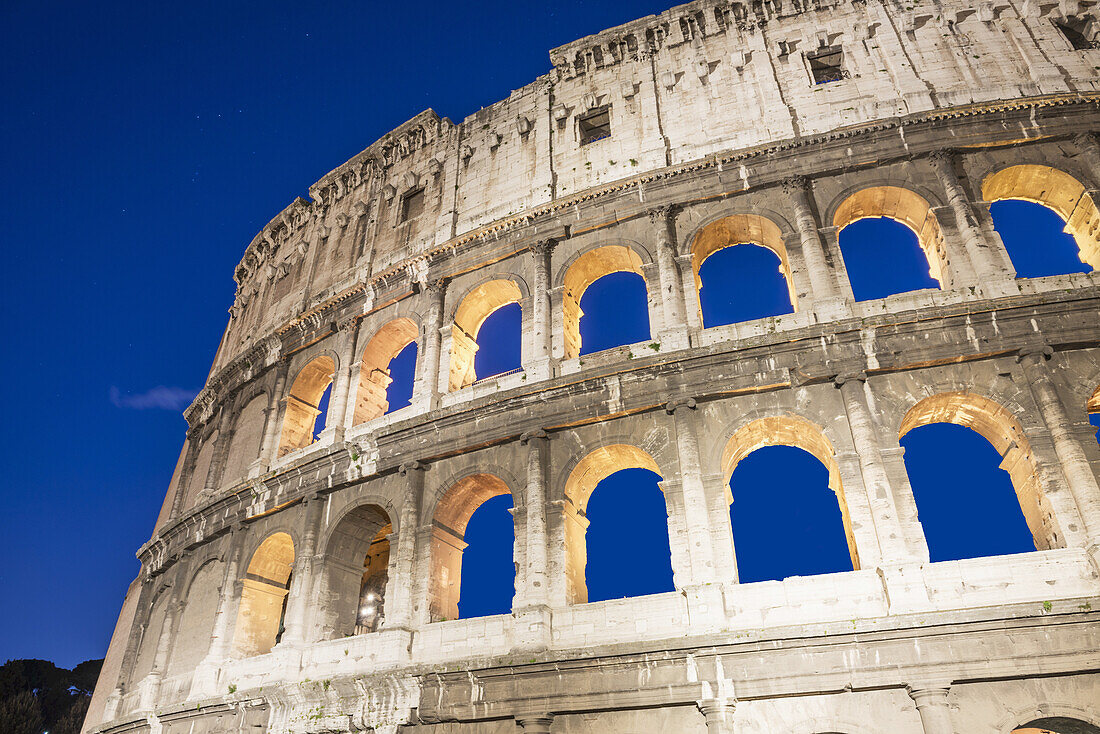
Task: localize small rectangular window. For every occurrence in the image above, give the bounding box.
[400,189,425,222]
[808,47,845,85]
[579,106,611,145]
[1056,19,1094,50]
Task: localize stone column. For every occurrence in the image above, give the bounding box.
[784,177,846,319]
[169,432,202,520]
[320,319,359,440]
[278,493,325,646]
[516,714,554,733]
[386,462,425,630]
[191,526,248,696]
[415,279,447,408]
[651,207,690,350]
[529,241,555,381]
[928,150,1004,287]
[258,360,291,468]
[834,372,911,564]
[518,430,551,609]
[907,683,955,734]
[1018,346,1100,549]
[698,700,736,734]
[202,409,237,496]
[666,398,717,584]
[140,583,185,710]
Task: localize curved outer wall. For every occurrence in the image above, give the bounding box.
[86,0,1100,732]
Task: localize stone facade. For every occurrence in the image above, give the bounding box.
[84,0,1100,732]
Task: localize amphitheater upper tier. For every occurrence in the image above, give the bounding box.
[86,0,1100,732]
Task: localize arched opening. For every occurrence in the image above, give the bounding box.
[319,504,392,638]
[429,474,514,621]
[990,200,1093,278]
[563,245,650,358]
[457,494,515,619]
[353,318,418,424]
[182,432,218,511]
[834,186,947,300]
[721,416,859,581]
[690,214,797,328]
[277,356,335,456]
[449,279,523,390]
[562,445,673,604]
[165,560,223,678]
[1013,717,1100,734]
[982,164,1100,273]
[220,394,267,488]
[129,591,170,685]
[232,532,294,657]
[899,392,1061,556]
[474,303,522,381]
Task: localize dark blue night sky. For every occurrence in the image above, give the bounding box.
[2,0,1097,666]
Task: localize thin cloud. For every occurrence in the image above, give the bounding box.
[109,385,199,411]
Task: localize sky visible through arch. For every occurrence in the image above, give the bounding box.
[1,0,1098,666]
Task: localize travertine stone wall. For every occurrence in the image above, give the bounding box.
[85,0,1100,732]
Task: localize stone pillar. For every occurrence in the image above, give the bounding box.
[278,494,325,646]
[516,714,554,733]
[320,320,359,440]
[1018,346,1100,550]
[169,432,202,520]
[907,683,955,734]
[784,177,846,319]
[140,583,185,710]
[518,430,551,609]
[698,700,736,734]
[258,360,291,468]
[928,150,1005,287]
[834,372,911,564]
[651,206,690,350]
[529,241,555,381]
[817,226,856,303]
[386,462,425,630]
[415,279,446,408]
[202,410,236,496]
[836,372,931,612]
[666,398,717,584]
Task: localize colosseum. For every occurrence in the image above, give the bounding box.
[84,0,1100,732]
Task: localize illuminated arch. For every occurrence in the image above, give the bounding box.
[448,279,523,390]
[277,355,335,456]
[353,318,418,424]
[317,503,392,638]
[690,213,797,327]
[232,532,294,657]
[899,392,1062,550]
[562,444,664,604]
[1089,383,1100,415]
[562,245,647,359]
[982,164,1100,271]
[428,473,513,621]
[720,415,860,571]
[833,185,949,288]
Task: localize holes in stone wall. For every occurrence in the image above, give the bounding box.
[400,188,425,222]
[278,356,335,456]
[578,105,611,145]
[354,318,418,424]
[321,505,391,639]
[807,46,845,84]
[457,494,516,619]
[472,302,522,381]
[233,532,294,657]
[698,245,794,327]
[449,279,523,390]
[1055,16,1096,50]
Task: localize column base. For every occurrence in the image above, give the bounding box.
[188,659,224,700]
[811,296,852,323]
[316,425,345,444]
[682,583,727,633]
[512,604,553,653]
[657,329,691,353]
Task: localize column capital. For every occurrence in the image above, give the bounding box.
[780,175,811,196]
[421,277,448,297]
[530,238,557,257]
[1073,131,1100,151]
[399,460,427,475]
[926,148,958,167]
[337,317,359,336]
[665,396,698,413]
[646,204,680,224]
[833,370,868,387]
[1016,344,1053,364]
[520,428,550,444]
[697,699,737,732]
[906,681,952,704]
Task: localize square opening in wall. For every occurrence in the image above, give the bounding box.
[401,188,425,222]
[808,47,845,84]
[578,106,611,145]
[1055,18,1095,50]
